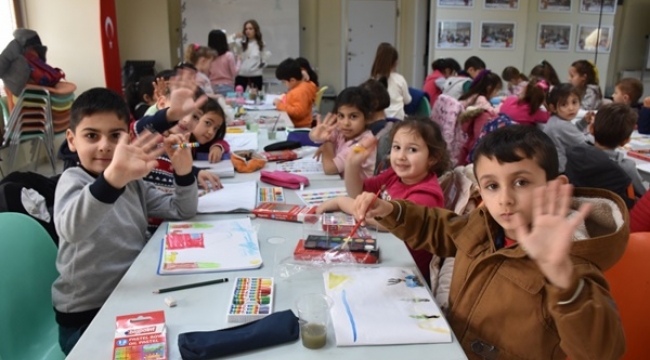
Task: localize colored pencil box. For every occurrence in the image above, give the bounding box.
[227,277,274,323]
[260,170,309,189]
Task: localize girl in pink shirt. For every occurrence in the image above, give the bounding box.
[497,77,550,125]
[309,87,377,178]
[458,70,502,111]
[317,118,449,281]
[207,30,240,96]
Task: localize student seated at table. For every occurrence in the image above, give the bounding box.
[53,88,198,355]
[612,77,650,135]
[273,57,317,128]
[317,118,449,281]
[497,77,550,126]
[543,83,591,173]
[588,103,646,196]
[189,97,229,163]
[309,86,376,178]
[352,125,626,360]
[359,78,396,136]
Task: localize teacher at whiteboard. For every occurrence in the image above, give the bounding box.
[231,19,270,91]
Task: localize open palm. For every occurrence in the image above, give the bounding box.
[310,113,338,142]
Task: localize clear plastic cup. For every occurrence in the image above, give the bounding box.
[296,294,332,349]
[268,129,277,140]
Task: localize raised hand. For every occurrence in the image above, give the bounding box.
[153,77,168,101]
[104,131,165,189]
[164,133,193,176]
[347,136,378,167]
[166,69,208,121]
[309,113,338,142]
[512,180,591,289]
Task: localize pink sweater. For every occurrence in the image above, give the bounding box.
[208,52,240,87]
[498,96,550,125]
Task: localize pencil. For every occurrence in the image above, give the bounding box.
[171,142,200,149]
[153,278,229,294]
[343,185,385,246]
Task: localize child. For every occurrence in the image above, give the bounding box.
[190,97,229,163]
[359,78,394,136]
[440,58,470,100]
[352,125,626,360]
[498,77,550,125]
[53,88,198,354]
[458,70,502,110]
[370,42,411,120]
[530,60,561,87]
[612,77,650,134]
[309,87,376,178]
[590,103,646,196]
[296,57,319,87]
[569,60,602,111]
[317,118,449,281]
[501,66,528,97]
[423,58,453,107]
[184,44,217,95]
[125,75,156,119]
[273,58,318,128]
[543,83,591,173]
[463,56,486,80]
[208,29,240,96]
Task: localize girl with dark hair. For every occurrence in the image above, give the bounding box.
[459,70,502,110]
[569,59,602,111]
[207,29,240,96]
[296,57,319,87]
[370,42,411,120]
[232,19,270,91]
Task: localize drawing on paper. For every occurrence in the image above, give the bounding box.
[298,187,348,206]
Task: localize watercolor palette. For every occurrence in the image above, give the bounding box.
[304,235,378,253]
[227,277,274,323]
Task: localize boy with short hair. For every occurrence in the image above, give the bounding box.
[53,88,199,354]
[612,77,650,134]
[273,57,317,128]
[590,103,646,196]
[353,126,627,360]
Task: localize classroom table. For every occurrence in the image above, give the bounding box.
[625,131,650,183]
[65,179,468,360]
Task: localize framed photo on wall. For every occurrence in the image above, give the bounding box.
[537,23,571,51]
[538,0,572,12]
[436,20,473,49]
[437,0,475,8]
[480,22,516,50]
[579,0,617,14]
[576,24,613,53]
[484,0,519,10]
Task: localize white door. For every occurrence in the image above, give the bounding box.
[346,0,397,88]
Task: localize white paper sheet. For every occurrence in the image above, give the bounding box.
[324,267,452,346]
[224,132,259,151]
[193,160,235,178]
[277,157,324,174]
[198,181,257,213]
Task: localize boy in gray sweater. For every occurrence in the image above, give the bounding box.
[53,87,199,354]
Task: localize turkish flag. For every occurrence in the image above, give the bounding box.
[100,0,122,94]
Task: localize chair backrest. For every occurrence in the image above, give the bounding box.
[415,96,431,117]
[314,86,328,112]
[605,232,650,360]
[0,212,63,360]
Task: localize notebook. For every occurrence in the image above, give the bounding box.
[224,132,259,151]
[194,160,235,178]
[158,218,262,275]
[198,181,257,213]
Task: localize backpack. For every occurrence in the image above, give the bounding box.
[468,113,516,163]
[430,95,465,166]
[24,49,64,87]
[0,171,60,246]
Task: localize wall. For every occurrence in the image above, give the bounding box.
[115,0,172,73]
[607,0,650,89]
[23,0,104,93]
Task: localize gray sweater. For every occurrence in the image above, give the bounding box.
[52,167,197,318]
[602,148,648,197]
[543,115,591,173]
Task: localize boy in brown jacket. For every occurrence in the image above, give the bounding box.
[353,125,627,360]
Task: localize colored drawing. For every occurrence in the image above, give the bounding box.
[278,158,324,174]
[297,187,348,206]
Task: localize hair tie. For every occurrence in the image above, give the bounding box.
[193,43,200,51]
[536,79,549,91]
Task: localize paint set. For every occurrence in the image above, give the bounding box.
[304,235,378,253]
[227,277,274,323]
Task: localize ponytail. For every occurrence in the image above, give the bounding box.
[520,78,548,115]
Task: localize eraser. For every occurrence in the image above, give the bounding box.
[164,296,177,307]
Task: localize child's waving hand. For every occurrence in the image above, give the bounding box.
[347,136,378,167]
[513,180,592,289]
[167,69,208,121]
[104,131,165,189]
[309,113,338,143]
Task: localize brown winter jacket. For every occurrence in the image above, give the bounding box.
[378,187,628,360]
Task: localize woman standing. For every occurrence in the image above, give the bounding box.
[233,19,269,91]
[208,29,240,96]
[370,42,411,120]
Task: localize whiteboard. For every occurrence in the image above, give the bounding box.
[181,0,300,66]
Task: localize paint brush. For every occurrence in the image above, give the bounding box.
[342,185,385,249]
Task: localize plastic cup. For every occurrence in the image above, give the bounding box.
[296,294,332,349]
[248,122,259,133]
[268,129,277,140]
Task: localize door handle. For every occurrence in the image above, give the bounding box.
[348,52,357,56]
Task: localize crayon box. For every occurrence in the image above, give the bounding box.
[113,310,167,360]
[227,277,274,323]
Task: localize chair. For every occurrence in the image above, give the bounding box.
[604,232,650,360]
[314,86,328,113]
[415,96,431,117]
[0,213,64,360]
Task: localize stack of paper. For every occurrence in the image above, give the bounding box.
[198,181,257,213]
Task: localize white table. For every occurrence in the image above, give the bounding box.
[66,179,468,360]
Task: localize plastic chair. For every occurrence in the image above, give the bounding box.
[314,86,328,112]
[604,232,650,360]
[415,96,431,117]
[0,213,64,360]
